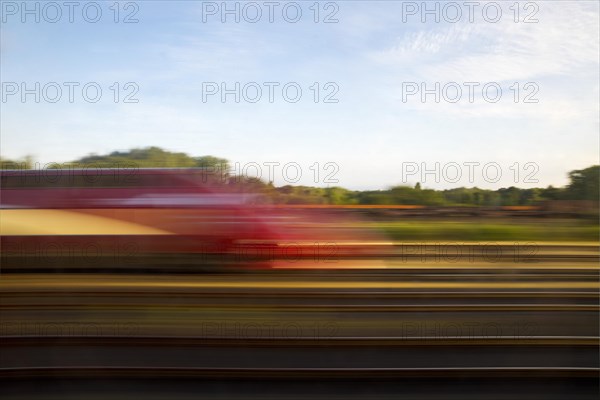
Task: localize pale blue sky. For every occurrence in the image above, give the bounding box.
[1,1,598,189]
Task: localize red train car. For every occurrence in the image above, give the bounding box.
[0,168,285,271]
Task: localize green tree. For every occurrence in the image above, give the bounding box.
[68,147,229,170]
[540,185,563,201]
[0,156,33,169]
[565,166,599,201]
[326,187,355,205]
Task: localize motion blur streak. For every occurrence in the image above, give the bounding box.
[0,209,173,235]
[1,168,598,399]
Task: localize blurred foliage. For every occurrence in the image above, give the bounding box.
[1,148,598,207]
[566,166,599,201]
[0,156,33,170]
[69,147,231,172]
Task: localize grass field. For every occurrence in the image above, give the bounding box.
[371,220,599,242]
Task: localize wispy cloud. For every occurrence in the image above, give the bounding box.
[369,2,598,121]
[374,3,599,81]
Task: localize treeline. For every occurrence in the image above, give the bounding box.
[1,147,598,206]
[260,176,598,206]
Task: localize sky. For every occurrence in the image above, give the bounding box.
[1,0,599,190]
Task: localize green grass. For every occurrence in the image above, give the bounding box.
[371,221,599,242]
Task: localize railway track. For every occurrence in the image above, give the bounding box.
[1,242,598,272]
[2,335,598,368]
[2,336,598,399]
[1,251,598,399]
[2,369,598,400]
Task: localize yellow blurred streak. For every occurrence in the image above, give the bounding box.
[273,261,600,270]
[0,209,172,236]
[2,278,598,290]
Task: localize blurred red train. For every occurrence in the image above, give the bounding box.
[1,168,393,271]
[0,168,294,271]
